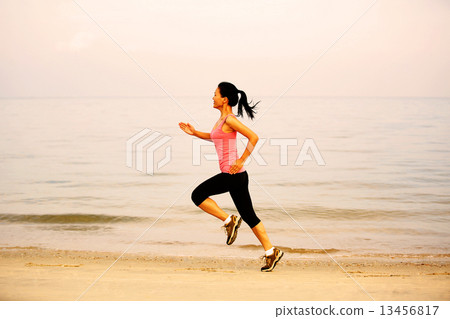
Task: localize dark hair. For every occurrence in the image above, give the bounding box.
[218,82,260,120]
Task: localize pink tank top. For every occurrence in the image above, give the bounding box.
[210,114,246,174]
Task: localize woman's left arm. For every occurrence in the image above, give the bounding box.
[226,116,259,174]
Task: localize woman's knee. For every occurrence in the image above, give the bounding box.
[191,188,207,206]
[241,214,261,229]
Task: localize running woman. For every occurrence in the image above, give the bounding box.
[178,82,283,272]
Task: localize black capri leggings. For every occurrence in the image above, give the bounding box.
[191,171,261,228]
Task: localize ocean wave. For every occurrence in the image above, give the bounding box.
[0,213,147,224]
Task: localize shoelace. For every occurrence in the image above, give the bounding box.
[260,255,269,265]
[221,219,233,235]
[260,251,279,265]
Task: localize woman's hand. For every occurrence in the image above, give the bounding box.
[178,122,195,135]
[229,158,244,174]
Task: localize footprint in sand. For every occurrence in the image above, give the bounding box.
[25,262,83,267]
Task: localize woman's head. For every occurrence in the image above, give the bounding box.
[214,82,260,120]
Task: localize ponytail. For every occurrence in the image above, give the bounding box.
[236,90,259,120]
[218,82,260,120]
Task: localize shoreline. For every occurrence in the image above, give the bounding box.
[0,247,449,301]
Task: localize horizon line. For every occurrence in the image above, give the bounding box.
[0,95,449,100]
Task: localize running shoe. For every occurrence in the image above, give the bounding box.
[261,247,284,272]
[222,215,242,245]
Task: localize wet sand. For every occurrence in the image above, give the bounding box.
[0,247,448,301]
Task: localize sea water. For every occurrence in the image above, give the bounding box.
[0,96,449,259]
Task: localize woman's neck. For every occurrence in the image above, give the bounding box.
[219,105,233,118]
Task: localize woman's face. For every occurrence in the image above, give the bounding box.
[213,87,224,108]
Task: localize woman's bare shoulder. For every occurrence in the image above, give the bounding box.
[226,114,241,124]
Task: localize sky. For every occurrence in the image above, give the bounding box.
[0,0,449,98]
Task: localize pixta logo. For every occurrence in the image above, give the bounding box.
[126,128,172,175]
[192,138,325,167]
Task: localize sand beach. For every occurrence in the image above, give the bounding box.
[1,247,448,301]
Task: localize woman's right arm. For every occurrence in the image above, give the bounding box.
[193,131,211,140]
[179,122,212,141]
